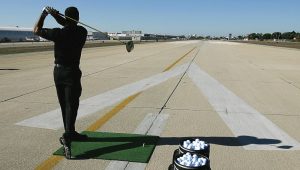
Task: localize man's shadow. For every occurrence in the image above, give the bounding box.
[0,68,20,70]
[70,135,291,160]
[158,135,292,149]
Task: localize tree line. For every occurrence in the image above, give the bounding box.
[187,31,300,41]
[247,31,300,40]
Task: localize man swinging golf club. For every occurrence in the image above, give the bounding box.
[34,6,88,159]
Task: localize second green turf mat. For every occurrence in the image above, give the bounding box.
[53,131,159,163]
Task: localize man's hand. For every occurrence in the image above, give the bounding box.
[34,6,66,35]
[33,6,51,35]
[45,6,59,17]
[42,7,49,17]
[45,6,66,26]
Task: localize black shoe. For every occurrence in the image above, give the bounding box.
[70,131,88,141]
[59,137,64,145]
[59,136,72,159]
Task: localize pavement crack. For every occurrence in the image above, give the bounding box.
[280,77,300,90]
[1,46,182,103]
[145,47,201,135]
[0,85,54,103]
[264,113,300,117]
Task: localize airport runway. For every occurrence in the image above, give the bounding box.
[1,40,300,170]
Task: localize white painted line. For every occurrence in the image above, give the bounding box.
[106,113,169,170]
[125,163,147,170]
[188,63,300,150]
[133,113,157,135]
[125,113,169,170]
[146,113,169,136]
[105,161,128,170]
[16,64,187,130]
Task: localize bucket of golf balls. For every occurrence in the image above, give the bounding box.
[172,151,210,170]
[179,138,210,158]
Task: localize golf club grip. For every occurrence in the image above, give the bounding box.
[58,13,125,44]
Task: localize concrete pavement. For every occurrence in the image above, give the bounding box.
[0,40,299,170]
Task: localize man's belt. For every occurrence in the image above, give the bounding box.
[55,64,79,68]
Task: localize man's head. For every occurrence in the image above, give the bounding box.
[65,7,79,25]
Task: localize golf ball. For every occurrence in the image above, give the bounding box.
[176,153,207,167]
[182,139,208,150]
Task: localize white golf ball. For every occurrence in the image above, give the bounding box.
[176,153,207,167]
[182,139,208,150]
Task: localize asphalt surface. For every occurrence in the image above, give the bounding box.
[0,40,300,170]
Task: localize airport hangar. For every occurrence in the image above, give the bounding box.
[0,27,184,42]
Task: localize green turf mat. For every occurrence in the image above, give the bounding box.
[53,131,159,163]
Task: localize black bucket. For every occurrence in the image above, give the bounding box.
[169,149,211,170]
[179,138,210,158]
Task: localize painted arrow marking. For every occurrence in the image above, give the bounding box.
[188,63,300,150]
[16,63,188,130]
[16,62,300,150]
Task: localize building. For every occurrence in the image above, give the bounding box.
[0,26,96,42]
[107,30,144,41]
[96,30,181,41]
[228,33,232,40]
[108,32,132,40]
[1,26,183,43]
[122,30,142,35]
[92,31,109,40]
[0,27,39,42]
[123,30,143,41]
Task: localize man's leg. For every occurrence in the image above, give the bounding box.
[67,83,88,142]
[70,82,81,132]
[64,85,75,134]
[59,85,77,159]
[64,81,87,141]
[54,68,72,159]
[54,67,68,131]
[55,85,67,130]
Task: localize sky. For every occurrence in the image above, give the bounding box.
[0,0,299,36]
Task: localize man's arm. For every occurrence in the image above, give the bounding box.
[33,9,48,36]
[47,7,66,26]
[33,7,66,36]
[52,14,66,26]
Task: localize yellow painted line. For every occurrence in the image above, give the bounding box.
[35,93,141,170]
[35,47,196,169]
[86,92,141,131]
[163,47,196,72]
[35,156,63,170]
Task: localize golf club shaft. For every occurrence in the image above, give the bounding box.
[58,13,126,44]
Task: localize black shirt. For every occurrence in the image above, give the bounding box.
[40,25,87,66]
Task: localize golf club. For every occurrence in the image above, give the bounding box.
[57,12,134,52]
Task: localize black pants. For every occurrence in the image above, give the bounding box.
[54,66,82,134]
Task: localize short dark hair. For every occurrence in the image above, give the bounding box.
[65,7,79,24]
